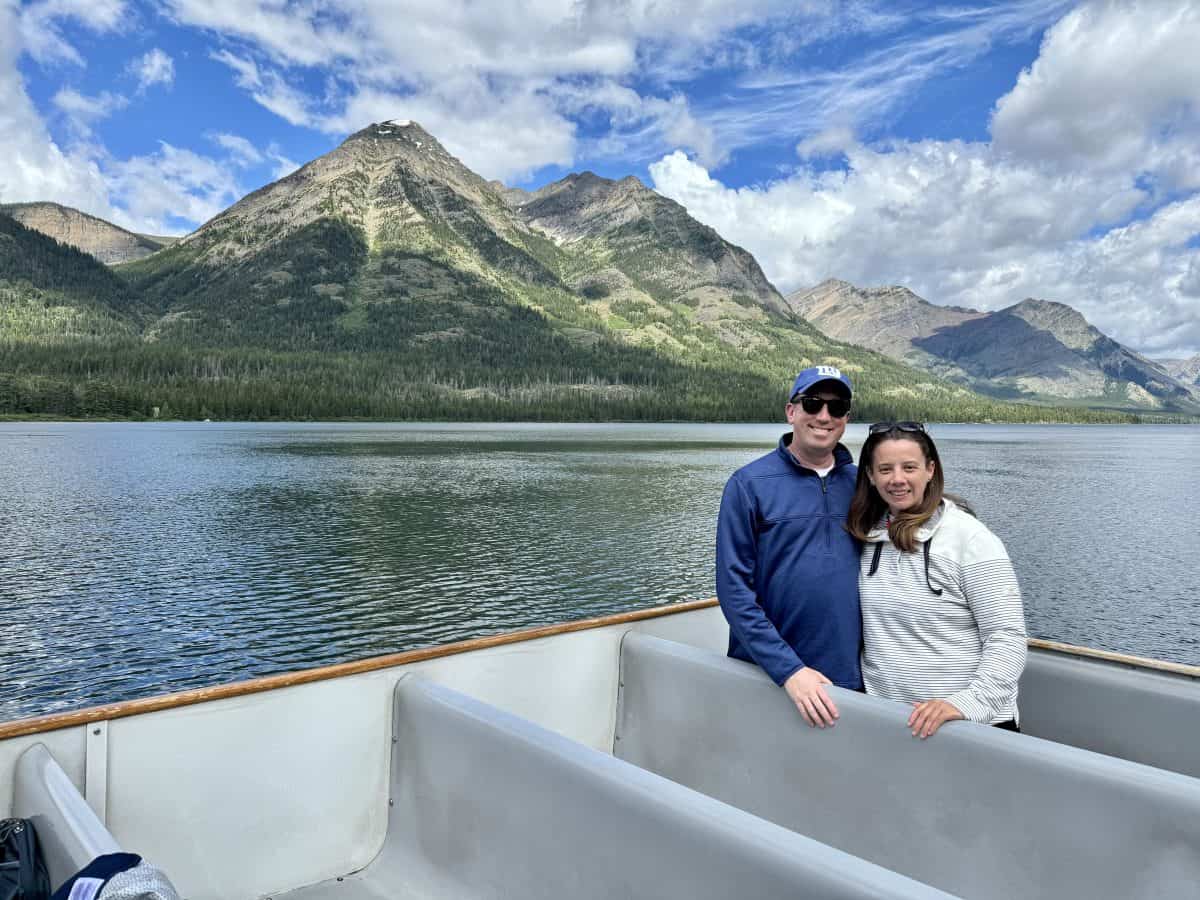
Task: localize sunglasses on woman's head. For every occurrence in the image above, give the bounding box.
[868,421,926,435]
[792,395,851,418]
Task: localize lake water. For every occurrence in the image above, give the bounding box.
[1,422,1197,722]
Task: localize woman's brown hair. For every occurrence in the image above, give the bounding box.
[846,425,944,553]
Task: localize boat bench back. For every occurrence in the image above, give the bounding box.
[350,674,952,900]
[615,633,1200,900]
[1020,649,1200,779]
[13,743,121,889]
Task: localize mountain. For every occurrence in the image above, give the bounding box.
[1,202,167,265]
[114,120,1008,421]
[512,170,792,320]
[0,212,143,337]
[788,279,1198,410]
[0,123,1154,422]
[1157,355,1200,388]
[123,123,798,353]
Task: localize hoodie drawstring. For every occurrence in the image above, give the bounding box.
[865,537,942,595]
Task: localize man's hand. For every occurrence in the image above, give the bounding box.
[783,667,839,728]
[907,699,964,739]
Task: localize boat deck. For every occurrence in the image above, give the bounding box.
[272,634,1200,900]
[6,604,1200,899]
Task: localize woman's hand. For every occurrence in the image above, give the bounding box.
[907,699,964,739]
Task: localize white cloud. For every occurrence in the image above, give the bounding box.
[992,0,1200,192]
[650,137,1200,356]
[106,142,242,233]
[166,0,855,180]
[210,49,315,127]
[0,1,238,235]
[0,2,111,214]
[209,132,299,181]
[211,132,264,166]
[641,0,1200,358]
[17,0,127,65]
[52,87,128,134]
[266,142,298,180]
[710,0,1072,161]
[796,126,857,159]
[555,79,720,169]
[1180,257,1200,300]
[130,48,175,91]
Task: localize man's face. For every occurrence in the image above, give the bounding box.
[786,389,850,458]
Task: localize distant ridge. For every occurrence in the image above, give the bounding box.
[788,278,1198,411]
[1157,355,1200,389]
[1,202,167,265]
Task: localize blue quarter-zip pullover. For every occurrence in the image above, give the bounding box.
[716,436,863,689]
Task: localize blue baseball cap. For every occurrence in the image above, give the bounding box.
[790,365,852,401]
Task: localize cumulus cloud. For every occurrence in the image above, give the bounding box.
[796,126,857,160]
[0,2,111,214]
[651,138,1200,356]
[17,0,127,65]
[52,87,128,134]
[992,0,1200,192]
[1180,257,1200,299]
[643,0,1200,357]
[105,142,242,233]
[0,0,239,235]
[130,48,175,91]
[166,0,847,180]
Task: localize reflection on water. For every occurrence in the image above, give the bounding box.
[1,422,1197,721]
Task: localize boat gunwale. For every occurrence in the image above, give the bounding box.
[2,598,1197,740]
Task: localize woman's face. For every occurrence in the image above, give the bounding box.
[868,437,935,515]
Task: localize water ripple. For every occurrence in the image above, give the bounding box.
[1,422,1198,722]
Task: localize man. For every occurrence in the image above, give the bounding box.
[716,365,863,727]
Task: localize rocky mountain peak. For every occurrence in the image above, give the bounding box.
[790,279,940,318]
[1002,297,1099,352]
[184,117,522,257]
[1,201,165,265]
[334,120,460,173]
[808,277,857,294]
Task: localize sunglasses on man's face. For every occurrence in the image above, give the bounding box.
[868,421,926,435]
[792,395,851,418]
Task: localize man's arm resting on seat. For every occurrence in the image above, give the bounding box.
[716,476,838,728]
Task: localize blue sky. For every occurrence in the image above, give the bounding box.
[3,0,1200,358]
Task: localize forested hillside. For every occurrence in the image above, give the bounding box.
[0,124,1160,424]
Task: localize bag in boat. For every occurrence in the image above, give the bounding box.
[50,854,179,900]
[0,818,51,900]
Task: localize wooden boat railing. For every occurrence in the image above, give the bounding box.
[1,597,1197,740]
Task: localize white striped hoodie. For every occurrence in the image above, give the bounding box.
[860,498,1027,724]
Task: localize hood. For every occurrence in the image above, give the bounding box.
[864,497,958,543]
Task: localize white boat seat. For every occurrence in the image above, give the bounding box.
[13,743,122,890]
[1019,649,1200,778]
[615,632,1200,900]
[278,673,953,900]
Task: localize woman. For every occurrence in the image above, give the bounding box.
[846,422,1026,738]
